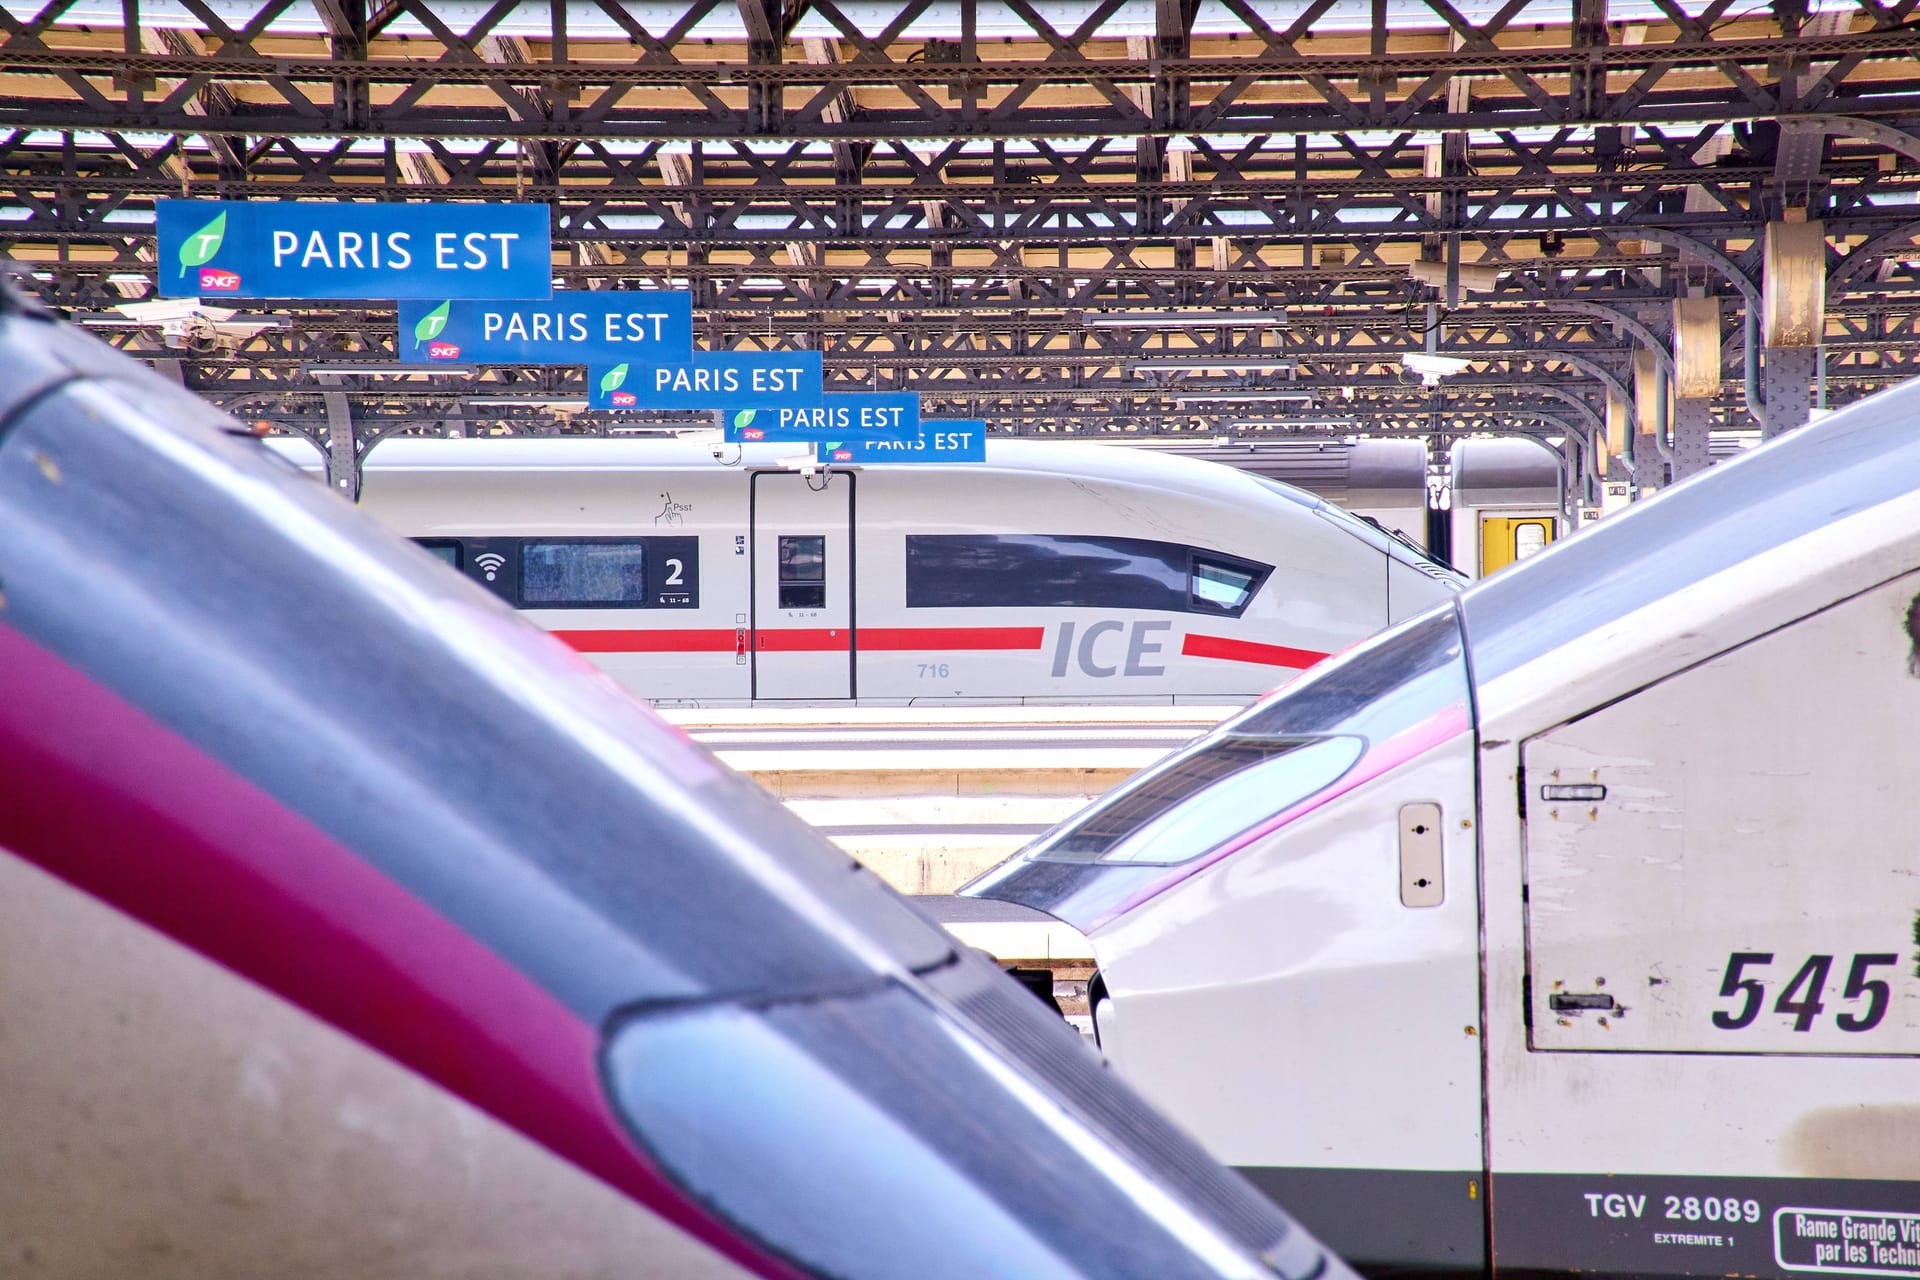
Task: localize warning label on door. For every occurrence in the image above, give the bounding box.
[1777,1208,1920,1275]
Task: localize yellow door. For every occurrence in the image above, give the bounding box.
[1479,515,1556,576]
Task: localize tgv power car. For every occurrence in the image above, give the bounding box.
[289,435,1463,706]
[0,288,1356,1280]
[968,378,1920,1279]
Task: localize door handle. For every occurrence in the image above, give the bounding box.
[1548,991,1617,1013]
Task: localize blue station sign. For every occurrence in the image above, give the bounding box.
[398,292,693,365]
[156,199,551,300]
[589,351,823,410]
[817,421,987,464]
[723,393,920,443]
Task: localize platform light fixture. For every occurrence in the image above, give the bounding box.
[1084,310,1290,328]
[79,300,288,329]
[304,361,477,376]
[1400,352,1473,385]
[1172,391,1317,405]
[1231,418,1360,429]
[464,397,589,409]
[1128,359,1296,374]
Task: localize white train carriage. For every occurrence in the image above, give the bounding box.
[1449,436,1564,577]
[967,378,1920,1278]
[1146,435,1574,577]
[335,436,1461,706]
[1134,438,1434,552]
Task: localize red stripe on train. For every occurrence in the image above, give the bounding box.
[554,629,737,653]
[555,626,1045,654]
[1181,632,1330,669]
[756,629,852,652]
[557,626,1317,665]
[860,626,1044,651]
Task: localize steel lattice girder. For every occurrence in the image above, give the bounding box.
[6,0,1920,443]
[5,131,1920,245]
[3,0,1920,141]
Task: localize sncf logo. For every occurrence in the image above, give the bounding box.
[198,268,241,292]
[830,449,853,462]
[610,391,637,407]
[427,341,461,360]
[741,427,765,441]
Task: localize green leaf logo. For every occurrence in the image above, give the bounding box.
[600,363,629,394]
[413,301,451,350]
[177,210,226,279]
[733,409,756,429]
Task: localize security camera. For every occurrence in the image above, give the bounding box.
[709,440,729,460]
[169,313,224,354]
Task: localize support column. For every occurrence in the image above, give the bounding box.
[1631,347,1664,489]
[1604,388,1627,478]
[1670,397,1713,480]
[1761,218,1825,438]
[1670,297,1720,482]
[1763,345,1816,436]
[316,372,357,500]
[1425,433,1452,567]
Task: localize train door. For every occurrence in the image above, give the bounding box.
[750,471,855,700]
[1485,570,1920,1277]
[1477,514,1555,576]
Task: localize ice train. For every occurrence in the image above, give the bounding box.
[967,378,1920,1278]
[272,435,1465,706]
[1140,436,1567,576]
[0,288,1356,1279]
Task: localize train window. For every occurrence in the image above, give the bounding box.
[907,535,1269,616]
[1024,735,1363,866]
[971,609,1468,929]
[521,540,650,606]
[779,535,826,609]
[413,538,462,569]
[1098,737,1364,864]
[1189,556,1261,614]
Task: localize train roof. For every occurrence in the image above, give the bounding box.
[354,433,1311,500]
[1448,437,1562,506]
[324,433,1456,580]
[1459,374,1920,689]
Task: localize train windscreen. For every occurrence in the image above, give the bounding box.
[964,606,1468,930]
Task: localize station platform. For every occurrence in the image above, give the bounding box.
[910,893,1095,964]
[667,704,1228,894]
[664,704,1231,973]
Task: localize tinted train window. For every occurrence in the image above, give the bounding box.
[779,535,827,609]
[1190,557,1258,614]
[522,541,650,606]
[415,539,462,569]
[411,536,699,609]
[1026,735,1365,866]
[907,535,1268,618]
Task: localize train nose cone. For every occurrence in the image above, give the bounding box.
[603,951,1356,1280]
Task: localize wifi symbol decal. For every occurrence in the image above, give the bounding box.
[474,552,506,582]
